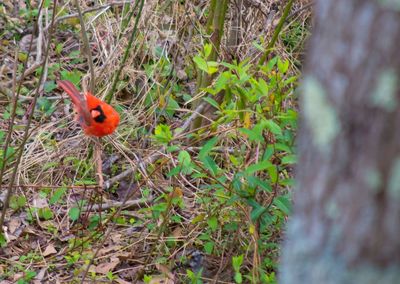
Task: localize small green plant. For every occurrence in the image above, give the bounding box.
[16,269,37,284]
[232,254,244,283]
[9,195,26,210]
[186,268,203,284]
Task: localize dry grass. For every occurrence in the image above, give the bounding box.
[0,0,312,282]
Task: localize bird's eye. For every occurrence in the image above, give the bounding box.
[90,105,106,123]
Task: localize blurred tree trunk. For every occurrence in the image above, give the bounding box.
[281,0,400,283]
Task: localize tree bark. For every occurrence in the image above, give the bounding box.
[281,0,400,283]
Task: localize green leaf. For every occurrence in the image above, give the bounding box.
[203,97,220,110]
[166,96,179,115]
[44,80,57,93]
[43,0,51,8]
[263,119,282,135]
[273,196,292,215]
[257,78,269,97]
[167,166,181,177]
[166,145,180,153]
[39,207,54,220]
[267,165,278,184]
[234,272,243,283]
[153,124,173,144]
[43,161,58,170]
[207,216,218,231]
[247,176,272,193]
[266,56,278,71]
[0,233,6,247]
[252,41,265,52]
[55,43,64,55]
[202,155,219,176]
[278,58,289,74]
[250,204,267,221]
[0,131,5,143]
[245,160,273,175]
[178,150,192,174]
[263,145,274,160]
[69,207,80,221]
[60,70,81,86]
[204,43,213,58]
[239,126,264,142]
[204,241,214,254]
[275,143,293,153]
[214,71,230,93]
[10,195,26,210]
[232,254,244,271]
[282,154,297,165]
[50,187,67,205]
[199,137,218,159]
[193,56,208,73]
[279,178,295,187]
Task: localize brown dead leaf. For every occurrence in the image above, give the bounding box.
[148,275,175,284]
[116,251,131,261]
[32,194,48,208]
[114,278,131,284]
[95,257,120,274]
[8,218,21,234]
[111,233,122,243]
[172,226,183,238]
[33,267,47,283]
[155,264,174,282]
[43,244,57,256]
[12,273,23,282]
[97,245,122,257]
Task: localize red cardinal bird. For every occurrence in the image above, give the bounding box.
[57,80,119,137]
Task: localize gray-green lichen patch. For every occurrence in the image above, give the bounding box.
[371,69,398,111]
[302,76,341,151]
[364,167,382,192]
[388,157,400,199]
[378,0,400,11]
[325,199,339,219]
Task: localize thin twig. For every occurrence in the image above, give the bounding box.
[258,0,295,65]
[80,198,151,212]
[106,0,145,103]
[176,102,207,135]
[287,2,314,21]
[0,0,57,233]
[74,0,95,92]
[103,151,162,190]
[94,138,104,188]
[47,1,135,30]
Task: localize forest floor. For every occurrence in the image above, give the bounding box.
[0,1,311,283]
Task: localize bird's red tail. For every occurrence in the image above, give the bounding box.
[57,80,92,127]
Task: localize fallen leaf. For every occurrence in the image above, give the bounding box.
[155,264,174,281]
[34,267,46,281]
[8,218,21,234]
[95,257,120,274]
[114,278,131,284]
[12,273,23,282]
[149,275,175,284]
[43,244,57,256]
[97,245,122,257]
[32,194,48,208]
[172,226,183,238]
